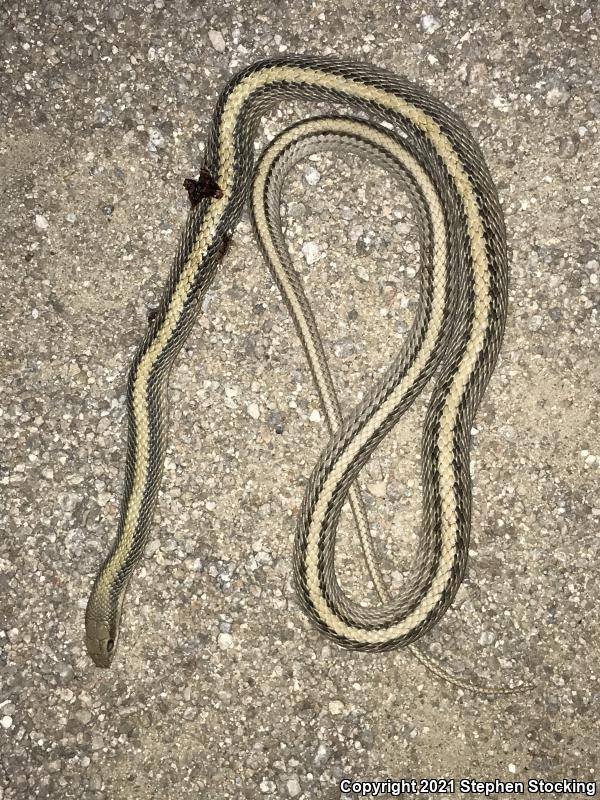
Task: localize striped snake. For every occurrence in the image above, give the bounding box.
[85,56,531,693]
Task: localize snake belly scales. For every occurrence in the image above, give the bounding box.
[85,56,530,694]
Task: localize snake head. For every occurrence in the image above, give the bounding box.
[85,618,118,668]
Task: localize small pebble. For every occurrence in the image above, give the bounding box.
[420,14,441,33]
[304,166,321,186]
[208,30,226,52]
[315,743,329,764]
[148,128,164,149]
[546,83,570,108]
[301,241,321,265]
[328,700,344,715]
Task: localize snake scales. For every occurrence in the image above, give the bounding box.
[85,56,530,694]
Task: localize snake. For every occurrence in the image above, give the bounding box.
[85,56,531,693]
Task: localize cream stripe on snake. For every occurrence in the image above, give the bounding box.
[252,117,448,613]
[85,57,530,693]
[252,117,450,643]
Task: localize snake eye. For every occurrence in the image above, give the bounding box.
[106,639,114,653]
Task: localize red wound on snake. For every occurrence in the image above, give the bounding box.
[183,169,223,207]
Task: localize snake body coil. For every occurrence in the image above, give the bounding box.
[86,56,516,689]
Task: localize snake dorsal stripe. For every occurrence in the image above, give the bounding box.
[84,57,524,693]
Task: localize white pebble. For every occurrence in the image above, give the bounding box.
[508,763,516,774]
[247,402,260,420]
[35,214,49,231]
[528,315,543,331]
[309,409,321,423]
[315,743,329,762]
[328,700,344,715]
[301,241,321,265]
[218,632,233,650]
[420,14,441,33]
[304,166,320,186]
[148,127,164,149]
[546,85,570,107]
[1,716,13,729]
[208,30,226,52]
[287,777,301,797]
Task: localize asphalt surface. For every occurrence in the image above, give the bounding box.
[1,1,599,798]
